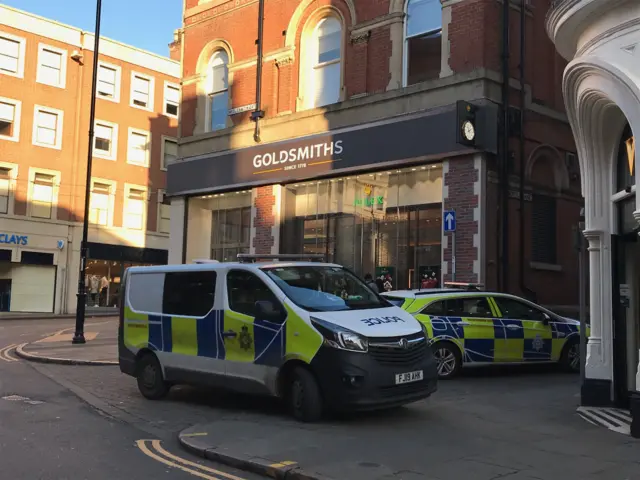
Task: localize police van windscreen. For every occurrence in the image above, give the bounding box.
[263,266,389,312]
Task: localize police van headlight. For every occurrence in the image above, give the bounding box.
[311,317,368,353]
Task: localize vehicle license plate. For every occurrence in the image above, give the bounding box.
[395,370,423,385]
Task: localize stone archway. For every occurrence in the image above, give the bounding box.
[563,56,640,389]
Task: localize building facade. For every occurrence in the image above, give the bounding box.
[546,0,640,436]
[167,0,582,311]
[0,5,179,313]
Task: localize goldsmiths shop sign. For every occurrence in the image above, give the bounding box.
[167,105,497,196]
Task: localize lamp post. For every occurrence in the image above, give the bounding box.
[72,0,103,344]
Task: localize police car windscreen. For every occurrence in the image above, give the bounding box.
[263,265,389,312]
[383,296,405,307]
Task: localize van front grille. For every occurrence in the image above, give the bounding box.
[368,332,427,366]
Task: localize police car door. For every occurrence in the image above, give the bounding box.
[223,269,286,389]
[492,296,552,362]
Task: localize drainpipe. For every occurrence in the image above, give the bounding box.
[251,0,266,142]
[518,0,535,301]
[500,0,511,291]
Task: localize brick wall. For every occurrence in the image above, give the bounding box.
[252,185,276,255]
[442,156,480,284]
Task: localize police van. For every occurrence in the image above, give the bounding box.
[118,254,438,422]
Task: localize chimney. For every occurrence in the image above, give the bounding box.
[169,29,182,62]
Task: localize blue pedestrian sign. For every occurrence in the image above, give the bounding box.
[444,210,456,232]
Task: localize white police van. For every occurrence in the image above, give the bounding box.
[118,254,438,422]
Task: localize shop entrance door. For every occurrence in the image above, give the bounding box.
[0,279,10,312]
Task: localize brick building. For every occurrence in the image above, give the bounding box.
[167,0,582,310]
[0,5,179,313]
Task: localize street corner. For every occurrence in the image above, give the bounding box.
[15,329,118,366]
[178,423,325,480]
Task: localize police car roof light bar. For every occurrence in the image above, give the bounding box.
[237,253,326,263]
[444,281,485,291]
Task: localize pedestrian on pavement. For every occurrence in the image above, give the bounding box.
[365,273,379,293]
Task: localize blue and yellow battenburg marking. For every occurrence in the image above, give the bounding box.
[123,306,288,367]
[417,314,580,363]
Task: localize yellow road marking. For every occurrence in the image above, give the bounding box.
[152,440,246,480]
[270,460,297,468]
[0,344,19,362]
[136,440,246,480]
[183,432,209,437]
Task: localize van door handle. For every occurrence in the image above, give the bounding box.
[506,324,520,330]
[222,330,237,338]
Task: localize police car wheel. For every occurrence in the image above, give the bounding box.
[136,354,169,400]
[560,340,580,373]
[289,367,323,422]
[432,342,461,379]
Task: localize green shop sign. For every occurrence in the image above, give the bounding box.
[354,196,384,207]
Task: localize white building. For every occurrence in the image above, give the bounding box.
[546,0,640,436]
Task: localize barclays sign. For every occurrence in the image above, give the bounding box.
[0,233,28,245]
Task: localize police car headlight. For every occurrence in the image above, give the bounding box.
[311,317,368,353]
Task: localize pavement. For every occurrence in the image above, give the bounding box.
[15,317,118,365]
[0,308,116,321]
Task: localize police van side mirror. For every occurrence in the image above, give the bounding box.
[542,313,551,325]
[255,300,286,324]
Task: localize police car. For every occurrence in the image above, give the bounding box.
[118,255,438,422]
[382,283,586,379]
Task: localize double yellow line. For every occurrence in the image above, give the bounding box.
[136,440,246,480]
[0,344,19,362]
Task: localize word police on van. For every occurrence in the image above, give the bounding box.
[118,254,438,422]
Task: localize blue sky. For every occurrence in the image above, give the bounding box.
[4,0,183,57]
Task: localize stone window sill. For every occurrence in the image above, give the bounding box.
[530,261,562,272]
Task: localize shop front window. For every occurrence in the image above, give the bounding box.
[210,191,252,262]
[281,165,443,290]
[85,259,155,308]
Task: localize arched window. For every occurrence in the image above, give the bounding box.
[307,17,342,108]
[404,0,442,86]
[207,50,229,132]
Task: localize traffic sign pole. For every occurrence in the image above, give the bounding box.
[452,231,456,281]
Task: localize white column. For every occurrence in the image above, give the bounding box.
[168,197,185,264]
[583,229,614,381]
[185,198,212,263]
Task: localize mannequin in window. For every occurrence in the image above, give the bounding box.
[89,275,100,307]
[100,275,109,306]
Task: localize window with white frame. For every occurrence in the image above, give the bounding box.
[0,98,20,141]
[162,137,177,170]
[0,33,25,78]
[130,73,154,110]
[208,51,229,131]
[0,167,10,214]
[33,106,63,149]
[37,44,67,88]
[127,129,150,166]
[164,83,179,117]
[158,190,171,233]
[124,187,146,230]
[89,182,112,226]
[94,122,117,159]
[306,17,342,109]
[31,172,55,219]
[97,63,120,101]
[404,0,442,86]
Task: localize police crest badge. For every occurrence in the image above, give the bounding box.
[239,325,252,351]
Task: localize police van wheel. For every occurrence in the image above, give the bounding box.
[432,342,461,379]
[289,367,323,422]
[137,353,169,400]
[560,339,580,373]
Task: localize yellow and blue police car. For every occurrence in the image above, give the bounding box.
[118,255,438,422]
[382,283,586,379]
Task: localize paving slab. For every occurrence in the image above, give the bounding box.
[15,318,118,365]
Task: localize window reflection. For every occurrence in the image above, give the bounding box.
[281,165,443,290]
[209,191,252,261]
